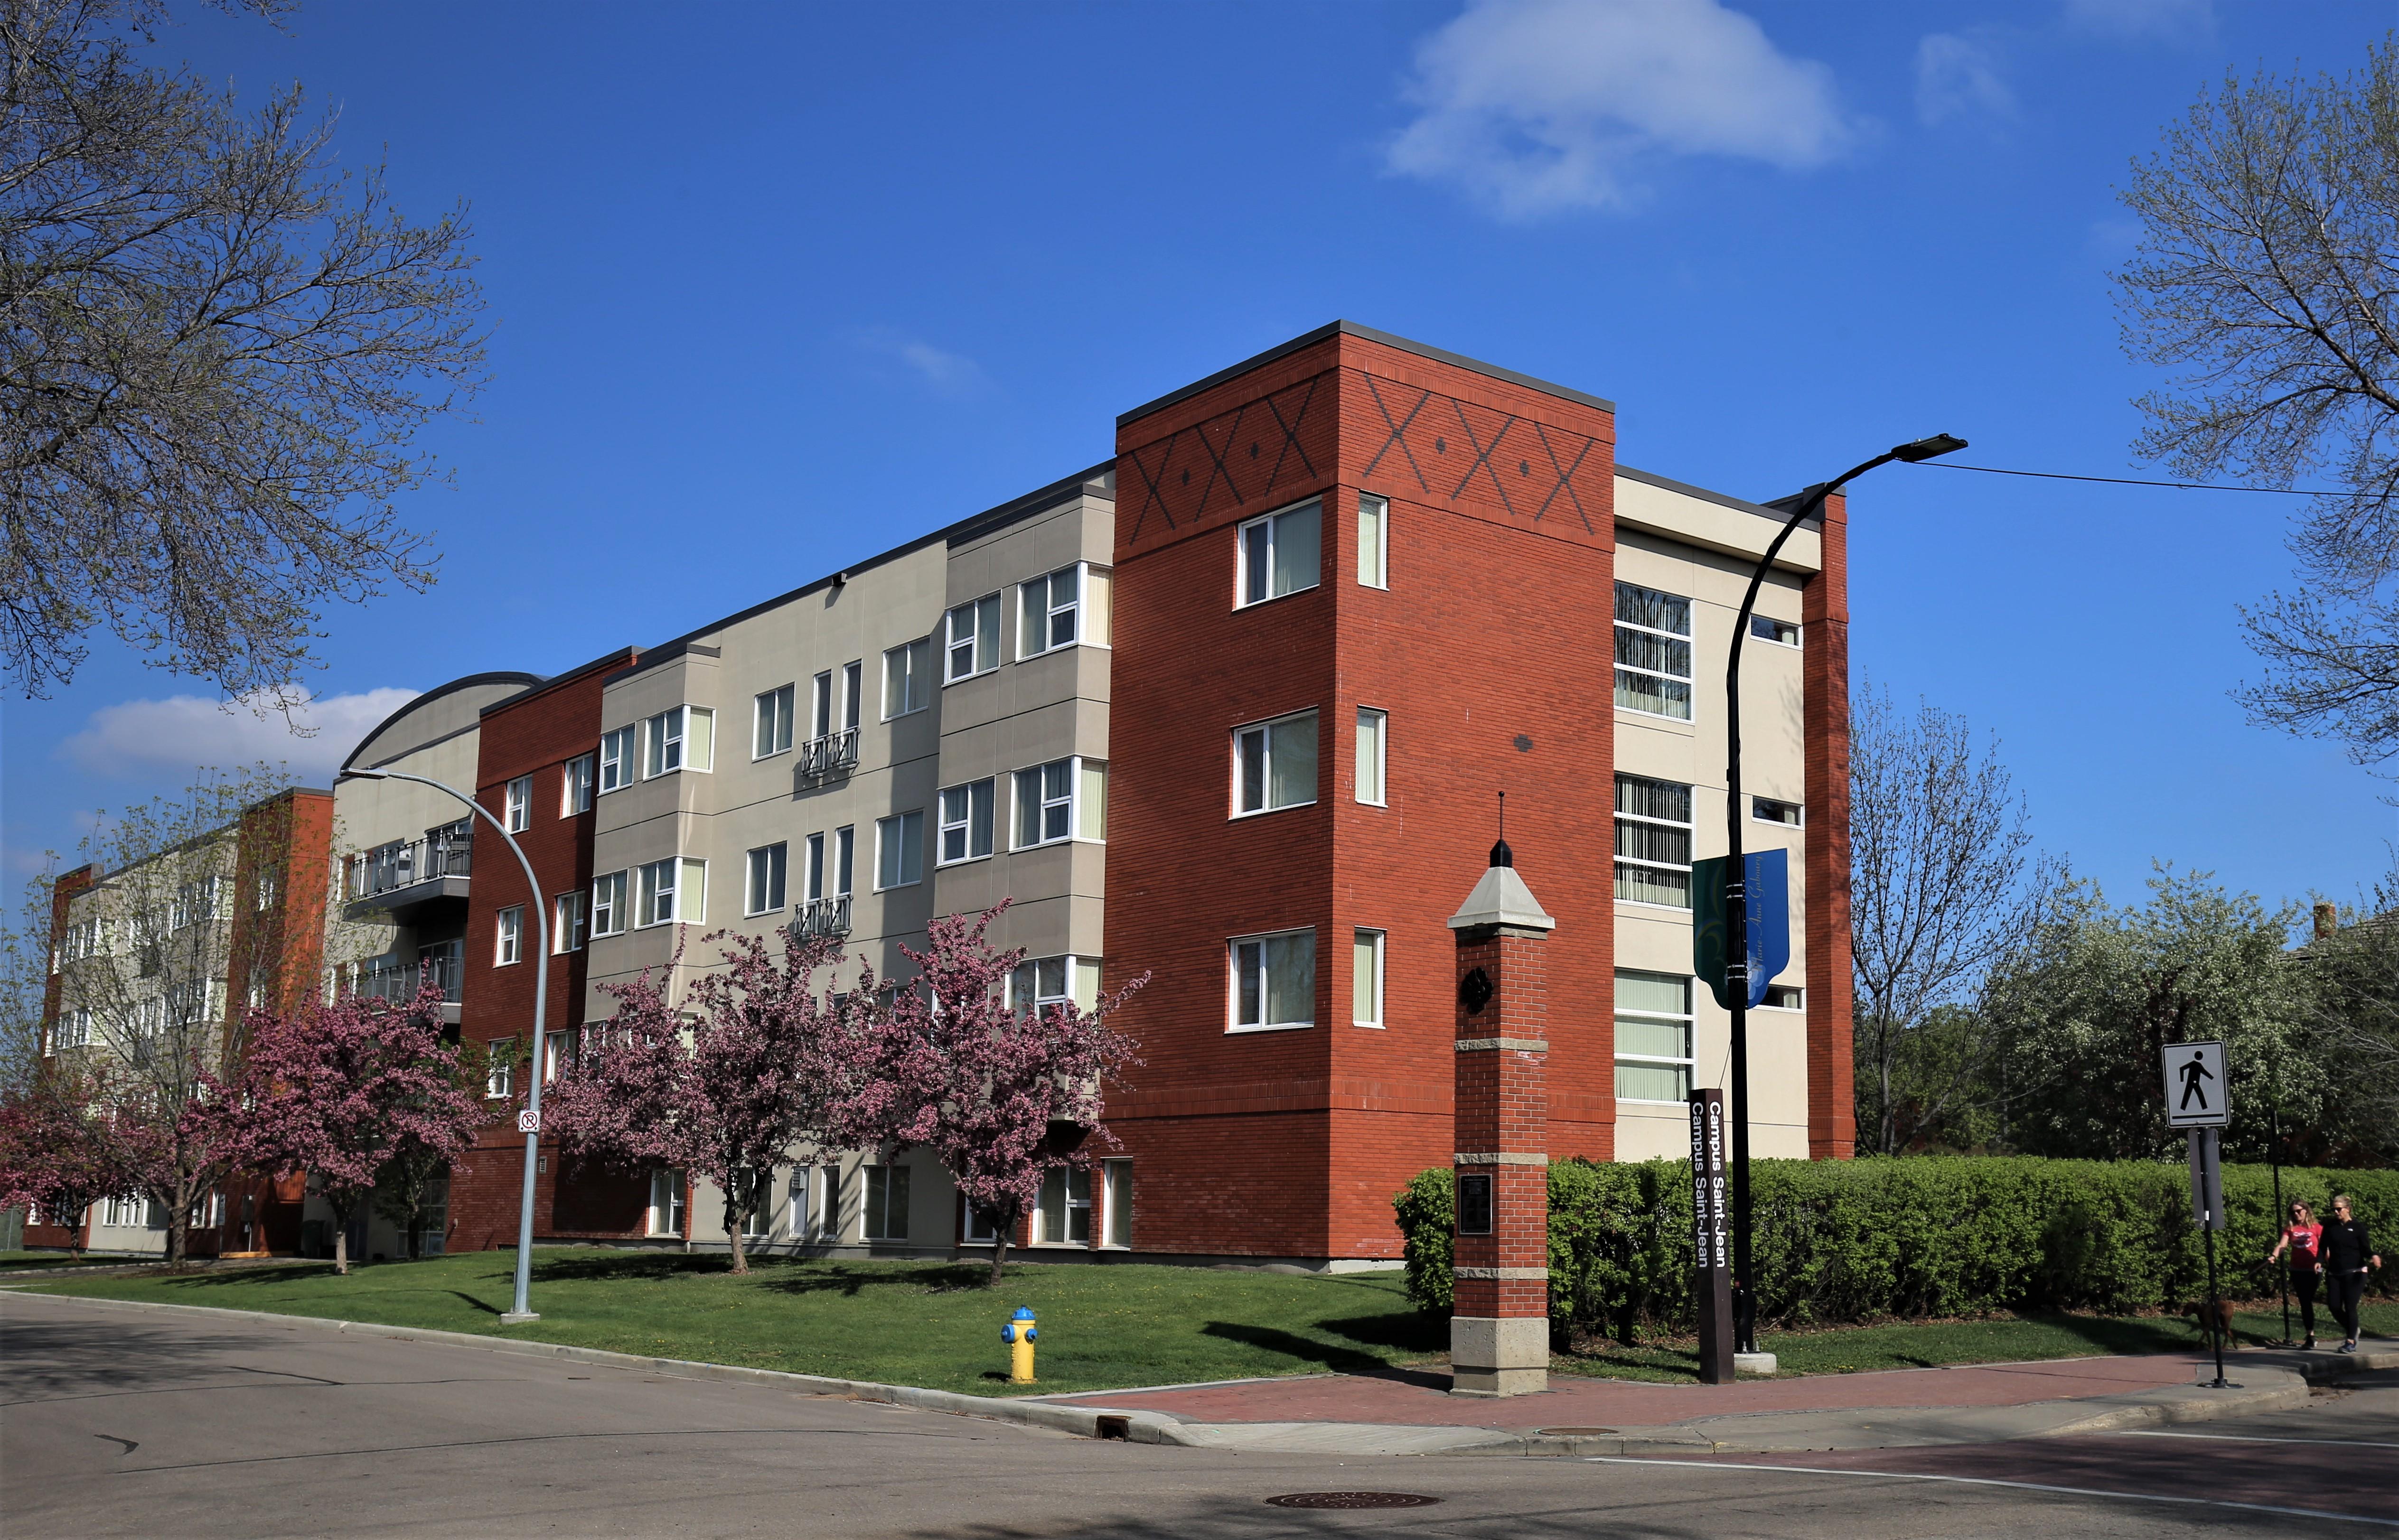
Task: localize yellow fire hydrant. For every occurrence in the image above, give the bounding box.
[1002,1306,1038,1384]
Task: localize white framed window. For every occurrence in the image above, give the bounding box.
[1614,775,1692,908]
[962,1194,1001,1246]
[732,1169,769,1239]
[875,810,925,889]
[1352,929,1384,1027]
[883,638,932,718]
[755,684,795,759]
[504,776,532,833]
[1236,497,1321,607]
[647,1169,687,1237]
[833,826,854,897]
[1012,756,1106,848]
[1753,796,1803,827]
[945,593,1002,682]
[544,1030,566,1085]
[1357,492,1388,588]
[1763,984,1805,1011]
[645,706,714,776]
[863,1163,909,1241]
[1035,1165,1092,1245]
[840,661,862,731]
[1751,614,1801,647]
[1231,928,1315,1032]
[495,905,523,966]
[937,779,995,865]
[809,670,833,740]
[1354,708,1387,805]
[254,873,278,912]
[562,753,595,815]
[1615,971,1694,1103]
[1020,564,1111,657]
[1615,582,1694,720]
[788,1166,822,1240]
[591,871,628,937]
[554,891,588,953]
[487,1039,515,1099]
[637,858,704,927]
[1011,955,1102,1015]
[746,842,787,916]
[804,833,827,902]
[1234,709,1318,815]
[598,727,635,793]
[1102,1158,1132,1248]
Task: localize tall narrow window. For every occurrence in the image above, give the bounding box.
[1102,1159,1132,1248]
[1357,492,1388,588]
[504,776,532,832]
[1231,928,1315,1031]
[648,1170,687,1237]
[834,825,854,897]
[1614,971,1694,1102]
[1236,497,1321,607]
[841,661,862,731]
[1019,565,1082,658]
[746,843,787,916]
[1353,929,1385,1027]
[1234,710,1318,814]
[639,859,677,926]
[599,727,635,793]
[647,708,684,776]
[1615,582,1694,720]
[495,906,523,966]
[1014,758,1075,848]
[810,672,834,740]
[804,833,826,903]
[1355,708,1387,805]
[1085,567,1113,645]
[554,891,588,953]
[755,684,795,759]
[562,754,595,814]
[864,1163,910,1240]
[883,638,932,718]
[876,811,925,889]
[487,1040,515,1099]
[937,779,995,864]
[1036,1166,1091,1245]
[1614,775,1693,907]
[945,593,1002,681]
[591,871,628,936]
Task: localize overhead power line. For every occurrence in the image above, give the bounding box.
[1914,462,2337,495]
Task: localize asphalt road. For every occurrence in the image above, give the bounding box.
[4,1292,2391,1539]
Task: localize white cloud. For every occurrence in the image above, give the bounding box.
[1915,33,2014,126]
[2061,0,2212,41]
[59,688,420,780]
[854,330,990,398]
[1387,0,1858,219]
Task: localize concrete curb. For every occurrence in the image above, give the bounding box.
[3,1291,1186,1446]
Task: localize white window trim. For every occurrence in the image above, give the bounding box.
[1357,491,1389,590]
[754,683,796,761]
[1233,496,1323,611]
[495,905,524,967]
[504,776,532,833]
[1017,562,1112,659]
[1228,927,1316,1035]
[1352,928,1385,1028]
[874,810,925,891]
[745,842,788,918]
[598,727,634,795]
[944,594,1003,685]
[1615,971,1696,1105]
[1752,796,1804,828]
[1354,706,1388,807]
[562,753,595,816]
[1012,756,1106,850]
[1761,985,1806,1011]
[636,857,705,929]
[935,778,996,868]
[1614,581,1697,724]
[1613,774,1694,913]
[553,892,586,954]
[590,871,628,938]
[882,639,932,720]
[1230,709,1320,819]
[1750,614,1803,648]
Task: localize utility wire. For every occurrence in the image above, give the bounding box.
[1914,462,2336,495]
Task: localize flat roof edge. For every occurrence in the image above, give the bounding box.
[1617,464,1824,530]
[1116,321,1617,429]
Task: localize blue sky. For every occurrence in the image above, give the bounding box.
[6,0,2395,917]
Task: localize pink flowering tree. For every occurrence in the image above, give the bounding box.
[845,905,1144,1287]
[206,981,487,1274]
[543,927,871,1275]
[0,1064,139,1256]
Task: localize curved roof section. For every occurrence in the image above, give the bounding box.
[341,672,544,773]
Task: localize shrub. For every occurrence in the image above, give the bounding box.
[1393,1156,2399,1331]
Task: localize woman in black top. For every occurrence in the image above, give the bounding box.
[2318,1194,2382,1354]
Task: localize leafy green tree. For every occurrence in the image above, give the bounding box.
[2289,880,2399,1165]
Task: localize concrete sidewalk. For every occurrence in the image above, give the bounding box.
[1053,1344,2399,1456]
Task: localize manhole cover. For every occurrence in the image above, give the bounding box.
[1265,1493,1443,1510]
[1536,1427,1619,1436]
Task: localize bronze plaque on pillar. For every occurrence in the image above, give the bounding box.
[1689,1088,1734,1385]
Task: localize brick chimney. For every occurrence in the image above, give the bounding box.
[1447,832,1554,1398]
[2315,901,2338,943]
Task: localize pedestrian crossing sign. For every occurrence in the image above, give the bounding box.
[2162,1039,2229,1128]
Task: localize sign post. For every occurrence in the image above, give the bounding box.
[2163,1041,2235,1388]
[1688,1088,1734,1385]
[1692,849,1789,1363]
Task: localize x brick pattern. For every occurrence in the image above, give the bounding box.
[1356,373,1606,539]
[1124,373,1332,547]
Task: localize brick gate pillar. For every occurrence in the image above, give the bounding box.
[1446,835,1555,1398]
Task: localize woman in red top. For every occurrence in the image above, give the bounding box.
[2267,1200,2324,1348]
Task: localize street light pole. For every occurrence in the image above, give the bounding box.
[339,768,550,1323]
[1723,432,1965,1355]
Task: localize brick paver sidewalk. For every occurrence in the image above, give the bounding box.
[1052,1353,2217,1431]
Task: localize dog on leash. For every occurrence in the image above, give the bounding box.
[2179,1298,2238,1347]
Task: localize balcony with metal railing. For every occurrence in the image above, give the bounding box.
[799,727,860,780]
[342,828,472,921]
[352,940,464,1022]
[792,894,852,939]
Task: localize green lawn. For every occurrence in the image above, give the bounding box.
[22,1250,2394,1396]
[0,1251,152,1272]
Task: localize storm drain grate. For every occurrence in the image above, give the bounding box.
[1265,1493,1443,1510]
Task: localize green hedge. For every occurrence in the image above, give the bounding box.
[1394,1157,2398,1333]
